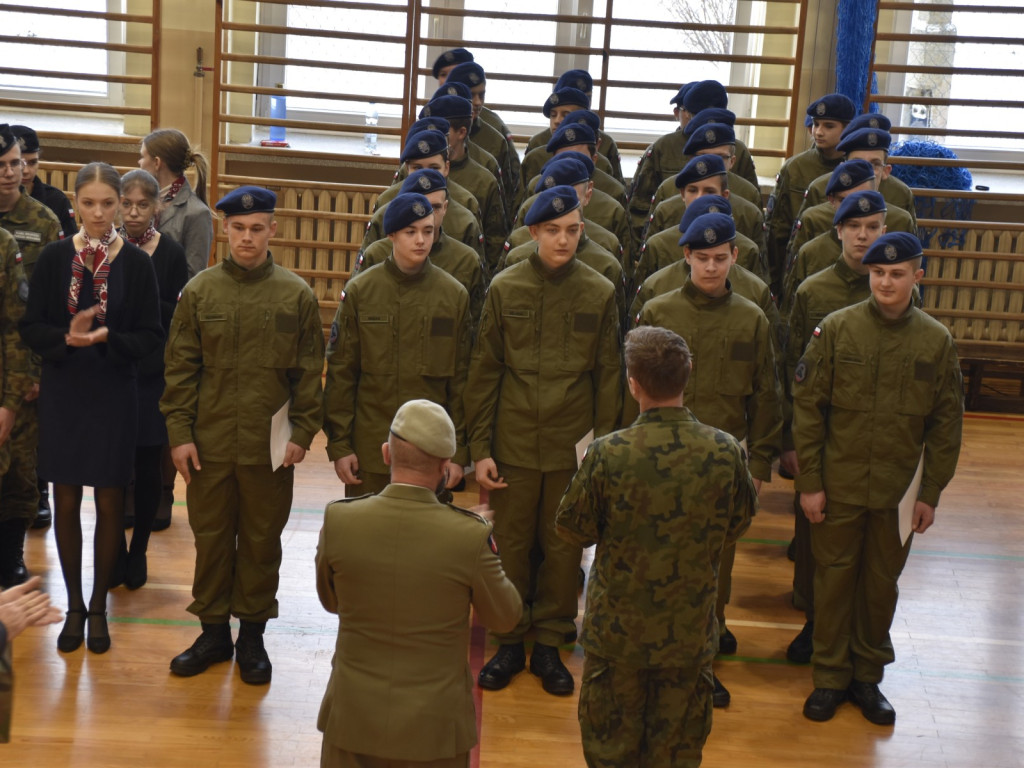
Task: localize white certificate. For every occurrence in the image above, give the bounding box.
[898,452,925,546]
[270,399,293,471]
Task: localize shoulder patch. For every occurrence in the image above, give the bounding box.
[794,359,809,383]
[18,277,29,303]
[329,320,339,347]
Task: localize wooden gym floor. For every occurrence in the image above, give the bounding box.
[5,412,1023,767]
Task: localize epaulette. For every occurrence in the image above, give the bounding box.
[446,502,488,525]
[326,493,374,506]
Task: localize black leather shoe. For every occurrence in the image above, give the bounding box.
[478,643,525,690]
[718,626,737,655]
[786,621,814,664]
[170,624,234,676]
[32,507,52,529]
[86,611,110,654]
[57,609,86,653]
[712,675,731,708]
[803,687,847,721]
[235,630,272,685]
[529,644,574,696]
[125,551,147,590]
[152,486,174,532]
[848,680,896,725]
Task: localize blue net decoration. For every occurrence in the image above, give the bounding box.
[835,0,877,107]
[889,140,973,250]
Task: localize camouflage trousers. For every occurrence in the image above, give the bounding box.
[0,401,40,526]
[579,653,713,768]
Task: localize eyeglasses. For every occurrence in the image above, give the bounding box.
[0,160,23,173]
[120,200,154,213]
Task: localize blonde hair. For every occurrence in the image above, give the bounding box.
[142,128,210,205]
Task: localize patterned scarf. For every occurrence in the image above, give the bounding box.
[120,223,157,248]
[68,225,118,325]
[155,175,186,227]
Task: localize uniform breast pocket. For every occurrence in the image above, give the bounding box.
[421,314,457,377]
[198,305,236,368]
[260,307,300,369]
[899,357,937,416]
[560,306,602,373]
[717,340,756,397]
[358,307,394,374]
[832,354,872,410]
[502,308,538,372]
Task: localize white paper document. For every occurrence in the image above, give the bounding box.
[575,429,595,468]
[898,452,925,546]
[270,399,293,471]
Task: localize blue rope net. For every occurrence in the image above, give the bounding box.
[889,140,974,250]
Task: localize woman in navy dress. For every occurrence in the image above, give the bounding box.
[19,162,162,654]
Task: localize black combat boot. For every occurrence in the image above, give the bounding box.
[0,518,30,588]
[170,622,234,676]
[235,620,273,685]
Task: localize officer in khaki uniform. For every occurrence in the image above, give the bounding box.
[765,94,856,293]
[780,190,886,664]
[0,126,59,544]
[355,171,485,327]
[466,186,621,698]
[316,399,522,768]
[633,213,782,708]
[161,186,324,686]
[325,192,472,497]
[557,326,756,768]
[794,232,963,726]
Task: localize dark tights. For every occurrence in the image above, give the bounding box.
[53,484,125,613]
[129,445,164,561]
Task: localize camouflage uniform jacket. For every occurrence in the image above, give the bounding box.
[793,296,963,507]
[0,228,32,410]
[465,252,621,472]
[0,191,62,280]
[556,406,755,668]
[324,256,472,470]
[636,279,782,480]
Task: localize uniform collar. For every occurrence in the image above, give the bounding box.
[681,275,732,307]
[834,256,869,286]
[528,249,576,282]
[385,254,431,283]
[633,406,696,426]
[223,252,275,282]
[867,294,916,326]
[0,190,36,223]
[813,146,844,169]
[378,483,443,504]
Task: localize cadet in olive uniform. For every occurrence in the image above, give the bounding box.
[9,126,76,236]
[794,232,963,725]
[162,187,324,686]
[466,186,621,697]
[634,213,782,708]
[524,118,625,209]
[781,190,886,664]
[557,326,756,768]
[0,223,33,588]
[316,399,522,768]
[325,192,472,497]
[800,118,917,226]
[521,88,617,188]
[355,170,485,326]
[765,94,856,293]
[0,126,60,543]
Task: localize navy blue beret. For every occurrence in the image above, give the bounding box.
[562,109,600,132]
[556,69,593,94]
[683,108,737,136]
[837,127,892,155]
[10,125,39,153]
[524,185,581,226]
[543,87,590,118]
[546,121,597,153]
[432,82,472,101]
[409,116,450,136]
[432,48,473,79]
[446,62,486,87]
[422,95,473,121]
[678,195,732,234]
[683,80,728,113]
[545,150,594,178]
[215,186,276,216]
[833,190,886,225]
[806,94,857,123]
[674,154,727,188]
[682,122,735,155]
[400,130,448,163]
[680,212,736,249]
[383,192,434,234]
[862,232,923,265]
[401,168,447,196]
[670,82,698,106]
[825,159,875,197]
[843,113,892,135]
[535,156,590,192]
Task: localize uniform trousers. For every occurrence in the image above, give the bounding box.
[321,745,467,768]
[792,492,814,617]
[0,403,40,527]
[810,500,913,689]
[578,652,713,768]
[489,464,580,647]
[343,470,389,499]
[714,542,736,628]
[185,461,294,623]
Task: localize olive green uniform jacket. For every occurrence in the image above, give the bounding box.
[636,223,768,287]
[325,257,472,472]
[479,106,523,206]
[362,197,484,266]
[635,279,782,481]
[802,173,917,228]
[465,252,621,472]
[316,483,521,761]
[557,406,755,668]
[375,177,482,231]
[161,254,325,462]
[504,218,622,267]
[792,296,963,508]
[520,146,619,199]
[526,127,624,184]
[447,153,508,275]
[650,171,762,215]
[786,201,915,273]
[647,193,766,258]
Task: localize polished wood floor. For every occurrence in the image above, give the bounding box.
[7,412,1024,767]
